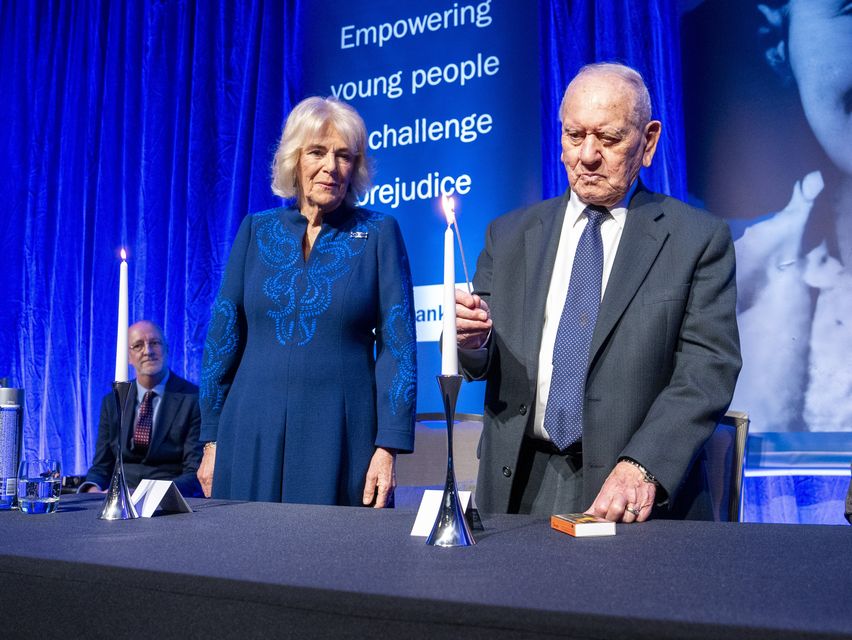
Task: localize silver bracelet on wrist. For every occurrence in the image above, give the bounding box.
[619,457,659,486]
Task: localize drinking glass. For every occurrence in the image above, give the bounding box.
[17,458,61,514]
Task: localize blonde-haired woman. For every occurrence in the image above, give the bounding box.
[198,97,416,506]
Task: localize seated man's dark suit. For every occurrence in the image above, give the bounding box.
[85,371,203,497]
[460,186,741,518]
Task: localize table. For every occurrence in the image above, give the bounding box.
[1,495,850,639]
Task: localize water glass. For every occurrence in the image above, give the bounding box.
[17,459,61,514]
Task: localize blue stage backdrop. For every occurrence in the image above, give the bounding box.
[1,0,686,475]
[293,0,542,415]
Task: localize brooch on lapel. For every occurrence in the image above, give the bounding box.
[350,231,369,239]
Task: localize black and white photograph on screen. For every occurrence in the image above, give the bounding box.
[682,0,852,433]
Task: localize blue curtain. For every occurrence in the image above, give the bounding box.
[539,0,686,200]
[1,0,683,475]
[0,0,299,472]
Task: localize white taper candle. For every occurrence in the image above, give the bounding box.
[114,249,129,382]
[441,211,458,375]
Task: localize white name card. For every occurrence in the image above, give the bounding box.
[130,479,193,517]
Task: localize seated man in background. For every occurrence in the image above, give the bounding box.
[80,320,203,497]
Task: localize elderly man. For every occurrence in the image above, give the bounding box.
[456,63,741,522]
[81,320,203,497]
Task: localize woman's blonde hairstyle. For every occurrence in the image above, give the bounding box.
[271,97,372,206]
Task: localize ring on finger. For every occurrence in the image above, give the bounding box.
[626,505,641,516]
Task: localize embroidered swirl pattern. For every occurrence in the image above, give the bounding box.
[200,297,239,412]
[255,211,301,345]
[383,264,416,416]
[256,210,381,346]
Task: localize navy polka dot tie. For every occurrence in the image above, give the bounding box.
[543,205,609,451]
[133,390,155,452]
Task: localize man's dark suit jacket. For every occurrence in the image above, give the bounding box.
[459,187,742,518]
[85,372,203,497]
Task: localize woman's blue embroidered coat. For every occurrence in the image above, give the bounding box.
[200,205,416,504]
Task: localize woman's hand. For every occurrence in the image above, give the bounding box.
[362,447,397,508]
[197,443,216,497]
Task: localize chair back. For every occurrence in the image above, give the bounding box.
[702,410,749,522]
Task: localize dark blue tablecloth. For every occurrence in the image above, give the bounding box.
[1,494,850,639]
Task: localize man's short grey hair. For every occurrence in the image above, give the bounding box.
[271,97,372,206]
[560,62,653,127]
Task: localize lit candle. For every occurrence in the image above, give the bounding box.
[114,248,128,382]
[441,196,458,375]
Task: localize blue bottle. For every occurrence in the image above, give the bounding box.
[0,388,23,510]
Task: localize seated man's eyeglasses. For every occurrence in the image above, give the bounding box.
[129,340,164,353]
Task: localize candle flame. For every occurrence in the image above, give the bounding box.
[120,248,127,261]
[441,194,456,226]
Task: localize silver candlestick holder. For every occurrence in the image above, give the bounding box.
[426,374,476,547]
[98,381,139,520]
